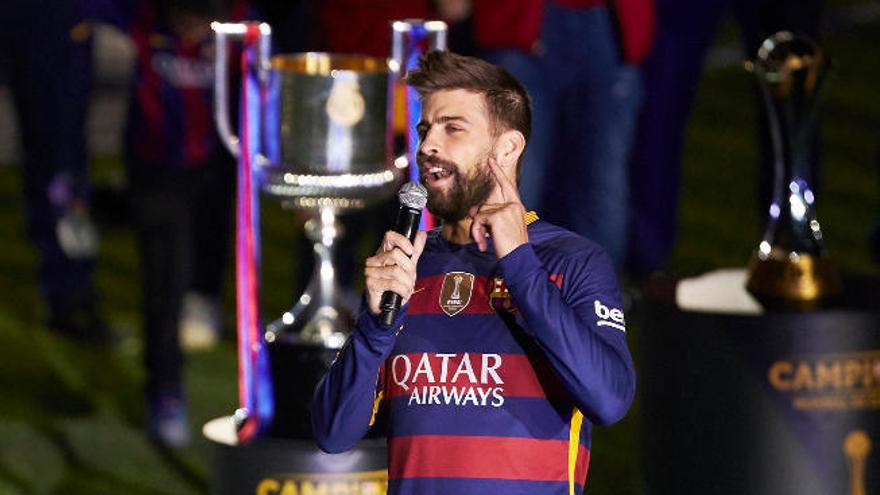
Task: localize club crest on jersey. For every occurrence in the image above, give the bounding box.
[488,277,517,313]
[439,272,474,316]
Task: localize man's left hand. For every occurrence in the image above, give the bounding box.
[469,157,528,258]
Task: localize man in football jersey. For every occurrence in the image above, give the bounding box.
[312,50,635,494]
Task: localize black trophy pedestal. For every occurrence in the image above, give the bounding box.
[203,417,387,495]
[266,340,338,439]
[639,276,880,494]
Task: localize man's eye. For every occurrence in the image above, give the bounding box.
[447,126,461,133]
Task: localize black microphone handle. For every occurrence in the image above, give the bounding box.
[378,292,403,327]
[379,206,422,327]
[394,206,422,243]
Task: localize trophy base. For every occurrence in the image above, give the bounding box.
[265,341,339,438]
[746,248,843,310]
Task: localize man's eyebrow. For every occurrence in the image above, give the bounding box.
[436,115,470,124]
[417,115,471,128]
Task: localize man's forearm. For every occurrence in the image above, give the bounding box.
[310,309,402,453]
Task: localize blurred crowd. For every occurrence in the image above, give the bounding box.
[1,0,836,448]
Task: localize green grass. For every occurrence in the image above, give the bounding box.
[1,11,878,495]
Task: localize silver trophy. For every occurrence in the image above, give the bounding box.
[212,23,401,348]
[745,31,842,309]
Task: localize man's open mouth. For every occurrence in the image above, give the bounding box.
[425,166,454,182]
[419,160,457,185]
[417,153,459,186]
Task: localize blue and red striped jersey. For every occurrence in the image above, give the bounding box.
[312,215,636,494]
[123,0,249,167]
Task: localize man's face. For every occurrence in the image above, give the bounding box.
[416,89,496,222]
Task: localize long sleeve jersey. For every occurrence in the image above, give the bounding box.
[311,214,636,494]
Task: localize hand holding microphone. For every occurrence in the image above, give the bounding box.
[364,182,428,327]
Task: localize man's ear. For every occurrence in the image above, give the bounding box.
[496,129,526,171]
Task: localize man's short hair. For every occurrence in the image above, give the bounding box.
[404,50,532,175]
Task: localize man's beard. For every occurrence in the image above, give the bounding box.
[420,154,494,223]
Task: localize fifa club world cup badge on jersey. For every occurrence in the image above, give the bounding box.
[488,277,517,313]
[440,272,474,316]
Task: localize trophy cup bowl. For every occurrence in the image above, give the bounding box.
[745,31,842,309]
[261,53,399,211]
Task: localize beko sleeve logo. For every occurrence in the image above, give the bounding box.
[594,300,626,332]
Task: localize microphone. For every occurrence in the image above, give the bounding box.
[379,182,428,327]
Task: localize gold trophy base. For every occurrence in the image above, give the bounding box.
[746,247,843,310]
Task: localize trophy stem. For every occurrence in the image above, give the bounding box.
[265,207,353,348]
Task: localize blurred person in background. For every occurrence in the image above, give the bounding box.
[312,0,434,58]
[0,0,112,343]
[472,0,655,271]
[102,0,250,448]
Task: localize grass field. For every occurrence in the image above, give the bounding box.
[0,8,878,495]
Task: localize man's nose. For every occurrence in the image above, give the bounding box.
[419,128,440,156]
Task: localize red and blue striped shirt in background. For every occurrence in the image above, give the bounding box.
[312,214,636,494]
[121,0,250,168]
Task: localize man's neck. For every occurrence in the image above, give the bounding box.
[440,217,475,245]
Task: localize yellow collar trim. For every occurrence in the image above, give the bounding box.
[524,211,539,225]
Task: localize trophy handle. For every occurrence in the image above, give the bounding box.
[390,19,447,229]
[211,22,273,158]
[390,19,448,73]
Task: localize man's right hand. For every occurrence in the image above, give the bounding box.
[364,230,428,316]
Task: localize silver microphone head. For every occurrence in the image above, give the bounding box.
[399,181,428,210]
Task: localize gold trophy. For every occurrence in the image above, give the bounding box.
[745,31,842,309]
